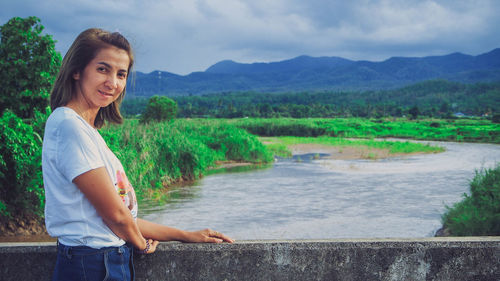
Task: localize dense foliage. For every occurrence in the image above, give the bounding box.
[223,118,500,143]
[442,164,500,236]
[0,109,49,220]
[100,119,273,199]
[0,16,61,118]
[0,16,60,223]
[122,80,500,119]
[139,95,178,123]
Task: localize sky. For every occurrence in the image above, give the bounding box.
[1,0,500,75]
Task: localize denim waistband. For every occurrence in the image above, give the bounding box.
[57,241,131,257]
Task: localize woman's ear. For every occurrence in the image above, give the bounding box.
[73,72,80,80]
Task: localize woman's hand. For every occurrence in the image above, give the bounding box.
[136,219,234,244]
[135,238,160,254]
[184,229,234,243]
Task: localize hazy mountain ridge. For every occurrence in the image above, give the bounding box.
[127,48,500,96]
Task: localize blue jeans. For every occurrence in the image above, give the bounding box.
[52,242,134,281]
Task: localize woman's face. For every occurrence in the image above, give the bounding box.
[73,46,130,110]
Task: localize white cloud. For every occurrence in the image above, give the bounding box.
[1,0,499,74]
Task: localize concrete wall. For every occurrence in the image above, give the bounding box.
[1,237,499,281]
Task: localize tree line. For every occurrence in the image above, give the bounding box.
[121,80,500,119]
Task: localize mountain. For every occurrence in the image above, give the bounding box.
[126,48,500,96]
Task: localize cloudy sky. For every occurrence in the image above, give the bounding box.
[1,0,499,75]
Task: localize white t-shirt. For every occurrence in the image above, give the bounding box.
[42,107,138,248]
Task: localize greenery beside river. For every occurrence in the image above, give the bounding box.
[100,119,273,200]
[263,136,444,159]
[226,117,500,143]
[442,164,500,236]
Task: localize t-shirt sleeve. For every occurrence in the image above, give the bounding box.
[56,118,105,182]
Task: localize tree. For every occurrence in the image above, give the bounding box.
[0,16,61,118]
[140,96,178,123]
[409,105,420,120]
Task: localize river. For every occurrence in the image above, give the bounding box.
[140,141,500,240]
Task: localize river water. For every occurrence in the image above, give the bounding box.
[141,141,500,240]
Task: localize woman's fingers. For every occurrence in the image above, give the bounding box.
[140,239,159,254]
[148,239,159,253]
[209,230,234,243]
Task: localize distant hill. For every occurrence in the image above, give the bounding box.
[127,48,500,96]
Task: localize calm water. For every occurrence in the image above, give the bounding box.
[141,141,500,240]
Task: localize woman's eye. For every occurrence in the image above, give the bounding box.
[118,72,127,79]
[97,67,107,72]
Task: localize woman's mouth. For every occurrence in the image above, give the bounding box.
[98,90,114,97]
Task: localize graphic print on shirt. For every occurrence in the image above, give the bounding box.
[116,170,138,218]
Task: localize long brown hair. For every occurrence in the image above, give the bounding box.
[50,28,134,128]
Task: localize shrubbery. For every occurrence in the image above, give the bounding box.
[228,117,500,143]
[442,164,500,236]
[0,16,60,224]
[0,109,49,220]
[140,96,178,123]
[100,119,273,199]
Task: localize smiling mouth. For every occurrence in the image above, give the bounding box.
[99,90,114,97]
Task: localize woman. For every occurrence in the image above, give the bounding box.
[42,28,233,281]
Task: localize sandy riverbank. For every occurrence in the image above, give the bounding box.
[288,143,419,160]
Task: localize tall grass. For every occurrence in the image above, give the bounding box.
[225,117,500,143]
[263,136,444,156]
[442,164,500,236]
[101,119,273,199]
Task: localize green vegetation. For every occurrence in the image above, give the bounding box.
[140,95,178,123]
[264,142,293,158]
[0,110,49,220]
[442,164,500,236]
[122,80,500,119]
[0,16,61,119]
[100,119,273,200]
[221,117,500,143]
[262,136,444,156]
[0,16,60,223]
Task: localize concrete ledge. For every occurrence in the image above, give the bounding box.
[1,237,500,281]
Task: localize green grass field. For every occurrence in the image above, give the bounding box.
[221,117,500,143]
[262,136,444,159]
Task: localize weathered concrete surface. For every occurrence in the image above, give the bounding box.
[1,237,499,281]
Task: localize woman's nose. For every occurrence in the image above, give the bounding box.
[105,75,118,89]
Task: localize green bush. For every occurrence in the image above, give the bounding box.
[140,96,178,123]
[0,110,48,220]
[442,164,500,236]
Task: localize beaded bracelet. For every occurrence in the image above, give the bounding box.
[136,239,150,254]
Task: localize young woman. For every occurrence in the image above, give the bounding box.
[42,28,233,281]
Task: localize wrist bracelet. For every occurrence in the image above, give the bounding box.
[140,239,150,254]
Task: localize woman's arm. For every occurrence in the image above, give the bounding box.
[137,218,234,243]
[73,167,158,252]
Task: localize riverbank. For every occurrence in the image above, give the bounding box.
[289,143,417,160]
[263,136,444,160]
